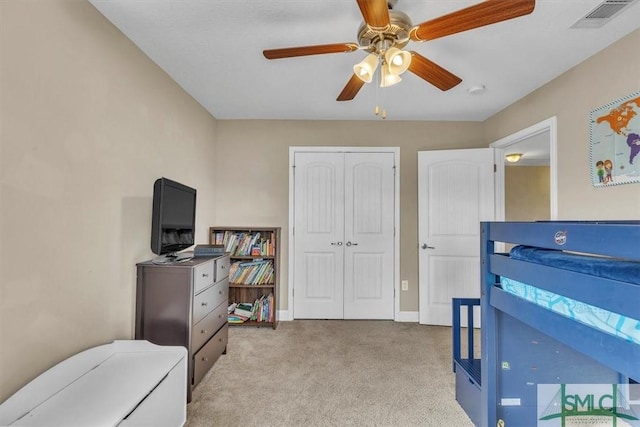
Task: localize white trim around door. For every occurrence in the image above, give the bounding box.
[491,116,558,222]
[287,146,400,321]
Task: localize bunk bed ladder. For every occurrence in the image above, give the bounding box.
[452,297,481,426]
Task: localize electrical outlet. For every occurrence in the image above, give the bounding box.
[401,280,408,291]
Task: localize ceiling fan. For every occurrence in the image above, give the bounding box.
[263,0,535,101]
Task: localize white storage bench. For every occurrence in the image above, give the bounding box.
[0,340,187,427]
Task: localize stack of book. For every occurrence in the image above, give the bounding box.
[228,260,274,285]
[227,294,275,324]
[227,302,252,324]
[211,230,275,257]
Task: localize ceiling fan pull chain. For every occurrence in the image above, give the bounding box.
[375,65,381,117]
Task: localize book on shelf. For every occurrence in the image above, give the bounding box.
[233,302,254,318]
[245,293,274,323]
[227,295,274,324]
[268,293,274,322]
[228,314,248,324]
[228,259,274,285]
[213,229,276,257]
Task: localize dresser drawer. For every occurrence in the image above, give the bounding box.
[210,278,228,308]
[192,324,228,386]
[192,301,227,352]
[193,279,228,325]
[193,261,214,294]
[192,284,215,324]
[214,255,230,281]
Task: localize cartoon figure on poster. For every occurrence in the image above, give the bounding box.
[590,91,640,187]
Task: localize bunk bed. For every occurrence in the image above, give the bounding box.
[453,221,640,427]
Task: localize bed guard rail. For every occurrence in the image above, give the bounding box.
[452,298,481,385]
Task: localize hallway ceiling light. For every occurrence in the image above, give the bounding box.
[505,153,523,163]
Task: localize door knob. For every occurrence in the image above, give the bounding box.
[421,243,435,249]
[346,241,359,247]
[331,241,343,246]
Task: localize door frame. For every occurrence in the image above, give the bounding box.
[287,146,400,321]
[490,116,558,222]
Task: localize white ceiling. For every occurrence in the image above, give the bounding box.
[505,130,550,166]
[89,0,640,122]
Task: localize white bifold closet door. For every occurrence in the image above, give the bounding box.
[293,151,395,319]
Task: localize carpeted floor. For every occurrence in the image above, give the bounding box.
[185,320,474,426]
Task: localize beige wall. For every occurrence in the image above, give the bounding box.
[0,1,217,401]
[485,29,640,220]
[2,1,639,405]
[214,121,485,312]
[505,166,550,221]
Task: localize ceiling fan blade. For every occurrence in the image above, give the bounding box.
[337,74,366,101]
[407,52,462,91]
[410,0,535,42]
[356,0,391,30]
[263,43,359,59]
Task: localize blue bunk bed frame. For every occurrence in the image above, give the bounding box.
[452,298,482,424]
[456,221,640,427]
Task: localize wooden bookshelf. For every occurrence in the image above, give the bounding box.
[209,227,280,329]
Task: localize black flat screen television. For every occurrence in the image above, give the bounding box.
[150,177,196,260]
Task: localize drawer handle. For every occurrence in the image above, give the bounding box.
[202,357,208,362]
[201,329,207,334]
[221,265,225,269]
[202,273,209,278]
[218,314,222,318]
[219,290,223,295]
[201,302,208,307]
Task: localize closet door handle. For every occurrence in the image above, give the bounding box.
[421,243,435,250]
[346,241,358,247]
[330,241,343,246]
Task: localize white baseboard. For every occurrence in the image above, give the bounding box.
[277,310,419,322]
[395,311,419,322]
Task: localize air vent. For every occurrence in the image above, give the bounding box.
[571,0,638,28]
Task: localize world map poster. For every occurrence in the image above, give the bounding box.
[590,91,640,187]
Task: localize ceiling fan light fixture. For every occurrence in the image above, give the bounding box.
[505,153,523,163]
[380,63,402,88]
[384,47,411,75]
[353,53,379,83]
[264,0,536,102]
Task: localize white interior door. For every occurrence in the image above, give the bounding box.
[293,152,345,319]
[293,151,395,320]
[418,148,494,326]
[344,153,395,319]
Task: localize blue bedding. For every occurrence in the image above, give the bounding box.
[509,245,640,285]
[501,246,640,345]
